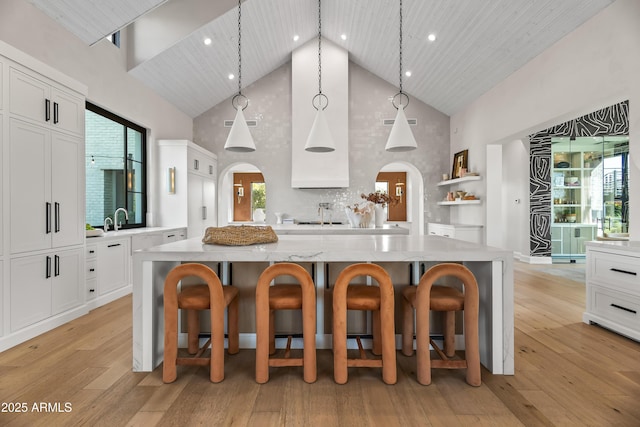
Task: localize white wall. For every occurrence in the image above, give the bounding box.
[0,0,194,225]
[451,0,640,242]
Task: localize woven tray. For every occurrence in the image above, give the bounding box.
[202,225,278,246]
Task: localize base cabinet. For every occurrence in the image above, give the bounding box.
[584,244,640,341]
[427,223,483,244]
[10,248,83,332]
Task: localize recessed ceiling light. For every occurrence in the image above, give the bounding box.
[293,34,299,42]
[204,37,212,45]
[341,34,347,41]
[427,33,437,42]
[405,70,412,77]
[228,73,235,80]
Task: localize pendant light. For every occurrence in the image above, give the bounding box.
[305,0,336,153]
[224,0,256,152]
[385,0,417,152]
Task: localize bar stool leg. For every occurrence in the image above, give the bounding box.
[210,309,225,383]
[163,293,179,383]
[269,310,276,355]
[187,309,200,354]
[333,290,348,385]
[444,311,456,358]
[401,296,414,356]
[415,297,432,386]
[372,310,381,356]
[228,296,239,354]
[464,307,481,386]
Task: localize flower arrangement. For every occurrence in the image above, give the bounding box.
[361,191,397,207]
[344,201,375,228]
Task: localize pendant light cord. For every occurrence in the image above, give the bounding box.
[237,0,242,96]
[318,0,322,95]
[399,0,403,95]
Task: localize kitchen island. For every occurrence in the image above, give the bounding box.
[132,234,514,375]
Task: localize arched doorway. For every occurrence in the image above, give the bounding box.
[377,162,424,235]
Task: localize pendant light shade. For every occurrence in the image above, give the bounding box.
[305,107,335,152]
[385,0,417,152]
[224,0,256,152]
[385,104,417,152]
[225,107,255,152]
[305,0,335,153]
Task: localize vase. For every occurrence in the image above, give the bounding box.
[253,208,266,223]
[374,204,386,227]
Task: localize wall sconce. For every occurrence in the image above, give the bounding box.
[168,167,176,194]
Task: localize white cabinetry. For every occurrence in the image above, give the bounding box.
[428,223,483,244]
[10,248,82,332]
[158,140,217,239]
[0,41,87,352]
[97,238,130,296]
[584,243,640,341]
[9,67,84,135]
[9,120,83,254]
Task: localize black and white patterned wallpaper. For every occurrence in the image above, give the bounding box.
[528,101,629,258]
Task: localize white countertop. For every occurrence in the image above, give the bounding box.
[586,240,640,253]
[133,234,512,263]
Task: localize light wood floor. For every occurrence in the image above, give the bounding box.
[1,262,640,426]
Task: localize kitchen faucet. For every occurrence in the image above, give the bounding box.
[113,208,129,232]
[318,202,331,226]
[104,217,113,232]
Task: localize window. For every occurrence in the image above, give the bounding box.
[105,31,120,47]
[85,102,146,229]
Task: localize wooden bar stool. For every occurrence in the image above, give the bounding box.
[255,263,316,384]
[332,263,396,385]
[401,263,481,386]
[163,263,239,384]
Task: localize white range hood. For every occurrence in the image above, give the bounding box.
[291,38,349,188]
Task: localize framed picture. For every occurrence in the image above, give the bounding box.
[451,149,468,179]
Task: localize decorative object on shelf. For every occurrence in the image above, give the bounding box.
[202,225,278,246]
[274,212,284,224]
[224,0,256,152]
[564,176,579,186]
[442,173,449,181]
[385,0,417,152]
[305,0,336,152]
[447,191,454,201]
[345,201,375,228]
[374,205,386,227]
[451,149,468,179]
[456,191,467,200]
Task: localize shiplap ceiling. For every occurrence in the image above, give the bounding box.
[31,0,616,118]
[29,0,169,45]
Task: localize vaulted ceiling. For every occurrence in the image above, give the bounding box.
[30,0,616,118]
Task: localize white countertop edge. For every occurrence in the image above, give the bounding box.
[86,226,186,241]
[585,240,640,253]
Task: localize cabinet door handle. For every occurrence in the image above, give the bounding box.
[46,202,52,234]
[443,234,450,238]
[429,232,436,235]
[610,268,637,276]
[54,202,60,233]
[89,289,95,293]
[194,159,199,170]
[209,165,213,175]
[89,268,95,272]
[54,255,60,277]
[166,234,175,238]
[53,102,59,124]
[107,243,121,248]
[202,206,207,220]
[45,99,51,122]
[46,256,51,279]
[89,250,95,254]
[610,303,637,314]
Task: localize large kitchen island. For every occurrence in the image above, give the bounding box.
[132,234,514,376]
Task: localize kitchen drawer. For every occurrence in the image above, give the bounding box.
[590,285,640,330]
[86,277,97,300]
[86,245,97,260]
[86,259,97,279]
[590,250,640,294]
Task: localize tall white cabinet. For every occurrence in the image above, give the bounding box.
[157,140,217,239]
[0,41,87,351]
